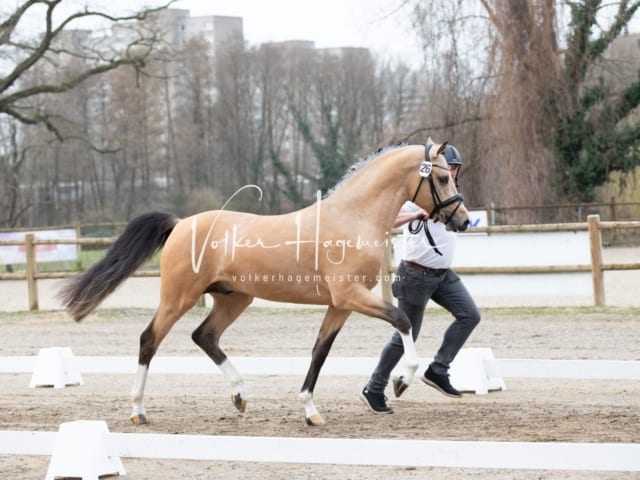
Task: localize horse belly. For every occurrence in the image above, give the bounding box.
[229,272,333,305]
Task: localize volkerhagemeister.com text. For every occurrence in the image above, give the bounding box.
[230,273,393,284]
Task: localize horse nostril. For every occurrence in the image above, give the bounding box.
[459,219,470,232]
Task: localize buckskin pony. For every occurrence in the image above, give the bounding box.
[59,141,470,426]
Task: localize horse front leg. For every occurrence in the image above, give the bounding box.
[300,306,351,426]
[391,330,419,398]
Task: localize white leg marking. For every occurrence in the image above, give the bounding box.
[130,364,148,418]
[399,328,419,382]
[219,358,246,398]
[299,389,320,420]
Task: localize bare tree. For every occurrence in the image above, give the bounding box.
[0,0,174,227]
[177,36,216,191]
[211,43,262,208]
[378,61,420,138]
[289,48,386,194]
[0,0,173,138]
[403,1,492,209]
[256,42,318,212]
[0,119,29,227]
[475,0,560,219]
[407,0,640,220]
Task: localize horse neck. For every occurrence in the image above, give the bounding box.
[324,146,423,232]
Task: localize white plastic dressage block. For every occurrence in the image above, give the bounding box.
[45,420,126,480]
[29,347,83,389]
[448,347,506,394]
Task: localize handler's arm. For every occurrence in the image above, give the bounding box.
[393,209,428,228]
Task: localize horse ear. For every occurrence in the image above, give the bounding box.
[426,136,435,144]
[436,141,449,156]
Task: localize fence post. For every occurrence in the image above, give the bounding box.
[25,233,39,311]
[608,196,617,245]
[609,196,617,221]
[75,223,82,271]
[587,215,605,307]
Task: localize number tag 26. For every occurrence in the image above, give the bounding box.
[418,161,433,178]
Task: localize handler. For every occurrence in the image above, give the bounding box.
[360,144,481,414]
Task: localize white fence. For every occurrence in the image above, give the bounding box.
[381,215,640,306]
[2,353,640,380]
[1,351,639,476]
[2,215,640,310]
[2,427,639,475]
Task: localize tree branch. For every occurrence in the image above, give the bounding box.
[0,0,40,44]
[0,1,174,95]
[588,0,640,59]
[396,116,485,143]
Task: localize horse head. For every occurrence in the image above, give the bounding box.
[410,142,470,232]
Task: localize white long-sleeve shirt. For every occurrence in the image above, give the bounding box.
[399,201,456,269]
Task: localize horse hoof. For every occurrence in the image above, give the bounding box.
[130,413,147,425]
[305,414,325,426]
[231,393,247,413]
[393,376,409,398]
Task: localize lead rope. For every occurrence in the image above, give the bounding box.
[410,160,443,256]
[408,217,443,256]
[408,144,448,256]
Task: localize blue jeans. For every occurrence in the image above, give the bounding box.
[366,261,481,394]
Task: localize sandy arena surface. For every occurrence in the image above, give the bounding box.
[0,305,639,479]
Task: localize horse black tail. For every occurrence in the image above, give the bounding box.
[59,211,179,322]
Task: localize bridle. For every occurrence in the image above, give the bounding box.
[409,144,465,255]
[410,144,464,225]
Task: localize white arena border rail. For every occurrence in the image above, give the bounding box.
[2,351,640,475]
[1,354,640,379]
[1,428,639,472]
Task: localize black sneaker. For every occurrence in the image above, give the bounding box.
[360,387,393,414]
[421,366,462,398]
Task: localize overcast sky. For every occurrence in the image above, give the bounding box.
[170,0,418,52]
[21,0,423,66]
[14,0,640,69]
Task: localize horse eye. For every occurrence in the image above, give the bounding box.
[439,175,449,185]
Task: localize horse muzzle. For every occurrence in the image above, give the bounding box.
[434,194,469,232]
[446,216,470,232]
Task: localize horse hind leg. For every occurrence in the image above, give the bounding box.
[300,306,351,426]
[191,292,253,414]
[130,302,191,425]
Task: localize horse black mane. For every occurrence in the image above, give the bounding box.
[323,142,408,198]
